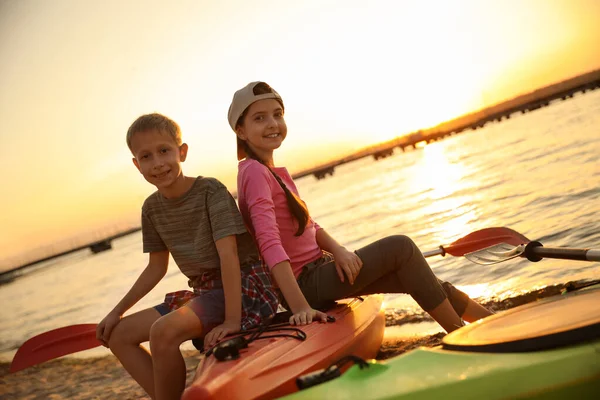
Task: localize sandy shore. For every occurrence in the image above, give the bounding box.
[1,280,595,399]
[0,349,201,400]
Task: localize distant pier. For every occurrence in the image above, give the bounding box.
[293,68,600,181]
[0,227,141,282]
[90,239,113,254]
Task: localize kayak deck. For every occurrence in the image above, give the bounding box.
[182,295,385,400]
[282,341,600,399]
[282,284,600,399]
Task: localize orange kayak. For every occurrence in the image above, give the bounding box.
[182,295,385,400]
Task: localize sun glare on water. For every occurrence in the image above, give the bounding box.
[405,142,484,244]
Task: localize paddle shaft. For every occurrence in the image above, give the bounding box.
[422,248,444,258]
[525,242,600,262]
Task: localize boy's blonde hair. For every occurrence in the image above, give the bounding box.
[126,113,182,151]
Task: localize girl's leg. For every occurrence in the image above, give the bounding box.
[365,275,492,326]
[426,299,465,332]
[438,280,493,322]
[108,308,161,397]
[300,235,490,331]
[363,274,477,321]
[359,236,492,327]
[355,236,492,328]
[149,305,204,400]
[461,299,494,322]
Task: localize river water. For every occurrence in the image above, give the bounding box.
[1,89,599,361]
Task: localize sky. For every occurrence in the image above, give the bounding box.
[1,0,599,270]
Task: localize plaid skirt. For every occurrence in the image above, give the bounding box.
[161,260,279,331]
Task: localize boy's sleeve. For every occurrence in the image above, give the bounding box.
[141,209,167,253]
[239,163,290,270]
[207,182,248,242]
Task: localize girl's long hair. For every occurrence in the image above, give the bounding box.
[236,82,310,236]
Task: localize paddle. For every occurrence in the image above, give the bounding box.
[464,241,600,265]
[9,324,101,373]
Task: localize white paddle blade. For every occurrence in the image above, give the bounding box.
[464,243,526,265]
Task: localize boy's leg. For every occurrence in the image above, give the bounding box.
[150,306,204,400]
[108,308,161,397]
[150,290,224,400]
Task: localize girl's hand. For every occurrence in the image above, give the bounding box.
[205,320,241,347]
[289,308,328,325]
[96,311,122,347]
[331,247,363,285]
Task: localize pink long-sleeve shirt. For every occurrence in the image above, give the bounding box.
[237,159,323,278]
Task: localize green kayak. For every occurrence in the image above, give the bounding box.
[281,283,600,399]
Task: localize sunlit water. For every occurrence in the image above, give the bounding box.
[1,90,599,362]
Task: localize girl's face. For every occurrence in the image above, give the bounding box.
[236,99,287,161]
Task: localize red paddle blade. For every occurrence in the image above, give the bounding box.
[443,227,530,257]
[10,324,101,373]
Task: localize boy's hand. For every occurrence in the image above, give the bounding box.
[96,311,122,347]
[331,247,363,285]
[205,320,241,348]
[289,308,328,326]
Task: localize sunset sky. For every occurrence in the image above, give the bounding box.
[1,0,599,270]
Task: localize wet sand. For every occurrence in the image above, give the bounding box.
[1,280,597,399]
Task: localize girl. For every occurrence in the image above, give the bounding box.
[227,82,492,332]
[96,113,278,400]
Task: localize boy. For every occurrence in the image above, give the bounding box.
[96,113,278,400]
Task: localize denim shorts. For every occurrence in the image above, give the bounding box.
[154,288,226,332]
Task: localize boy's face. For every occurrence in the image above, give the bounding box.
[130,129,188,191]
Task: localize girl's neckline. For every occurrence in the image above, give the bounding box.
[243,158,288,172]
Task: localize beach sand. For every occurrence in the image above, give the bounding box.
[0,350,200,400]
[1,280,594,400]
